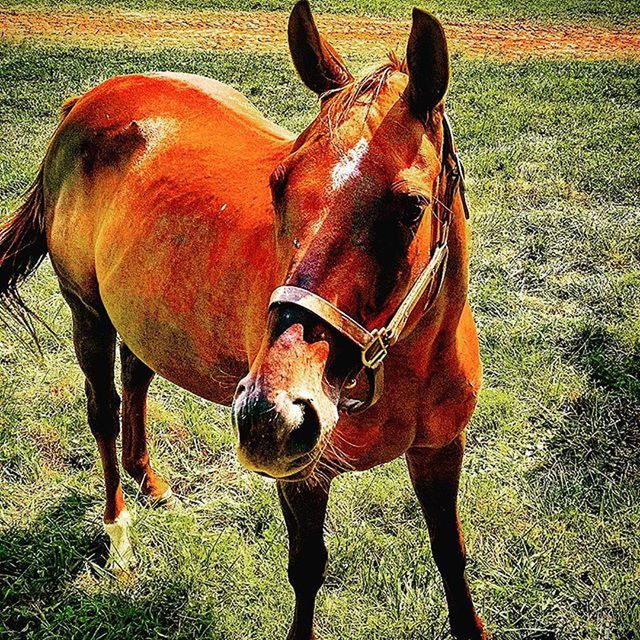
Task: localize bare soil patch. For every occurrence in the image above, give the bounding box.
[2,8,640,59]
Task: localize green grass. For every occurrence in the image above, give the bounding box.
[3,0,640,26]
[1,42,639,639]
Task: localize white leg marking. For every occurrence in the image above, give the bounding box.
[143,485,180,509]
[104,510,136,572]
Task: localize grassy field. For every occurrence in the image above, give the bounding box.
[3,0,640,25]
[1,38,639,640]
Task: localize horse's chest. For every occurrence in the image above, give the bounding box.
[330,417,416,471]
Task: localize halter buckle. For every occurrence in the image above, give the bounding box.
[362,329,390,369]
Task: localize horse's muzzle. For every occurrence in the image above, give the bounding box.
[232,381,326,478]
[232,322,339,478]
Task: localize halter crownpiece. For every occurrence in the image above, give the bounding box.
[268,113,468,414]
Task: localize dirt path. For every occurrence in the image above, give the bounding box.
[1,8,639,60]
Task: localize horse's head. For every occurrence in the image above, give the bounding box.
[233,1,453,478]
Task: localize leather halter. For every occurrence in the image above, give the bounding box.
[268,114,469,414]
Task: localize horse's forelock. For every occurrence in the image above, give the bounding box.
[320,53,408,133]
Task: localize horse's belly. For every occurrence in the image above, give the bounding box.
[99,240,248,403]
[107,297,246,404]
[43,69,291,403]
[95,197,275,404]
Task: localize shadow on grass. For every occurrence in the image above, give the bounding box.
[0,488,260,639]
[559,324,638,472]
[531,321,640,510]
[0,491,104,632]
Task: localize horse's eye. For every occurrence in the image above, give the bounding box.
[401,195,428,228]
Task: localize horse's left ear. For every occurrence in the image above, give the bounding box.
[288,0,353,95]
[404,9,450,122]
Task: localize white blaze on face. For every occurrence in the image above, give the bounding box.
[331,137,369,191]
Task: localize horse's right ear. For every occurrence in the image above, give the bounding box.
[404,9,450,122]
[288,0,353,96]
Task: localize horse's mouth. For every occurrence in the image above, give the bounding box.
[278,460,320,482]
[255,444,327,482]
[256,457,318,482]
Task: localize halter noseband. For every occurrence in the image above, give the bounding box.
[268,114,469,414]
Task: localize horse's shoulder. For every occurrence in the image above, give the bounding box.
[410,304,482,447]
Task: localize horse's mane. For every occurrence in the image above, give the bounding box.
[322,52,408,132]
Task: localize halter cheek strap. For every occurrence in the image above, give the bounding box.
[268,113,468,414]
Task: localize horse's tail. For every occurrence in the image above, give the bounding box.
[0,162,48,323]
[0,96,79,337]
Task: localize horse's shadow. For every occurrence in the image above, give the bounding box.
[0,488,270,638]
[530,322,639,504]
[0,491,103,631]
[0,490,191,637]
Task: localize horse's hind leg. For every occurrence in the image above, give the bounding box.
[61,287,135,572]
[120,342,174,506]
[405,435,486,640]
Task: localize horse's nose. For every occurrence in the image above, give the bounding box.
[232,383,322,476]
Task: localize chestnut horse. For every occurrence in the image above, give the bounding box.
[0,2,485,638]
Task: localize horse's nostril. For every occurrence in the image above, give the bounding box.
[233,392,252,445]
[234,408,250,445]
[286,400,321,459]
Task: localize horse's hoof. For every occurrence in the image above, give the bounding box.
[105,552,138,578]
[144,486,181,510]
[103,510,137,575]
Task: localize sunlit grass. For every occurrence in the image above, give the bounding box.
[3,0,639,25]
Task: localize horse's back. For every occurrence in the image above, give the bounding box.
[45,71,284,252]
[44,72,292,399]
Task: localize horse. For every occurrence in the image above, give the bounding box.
[0,2,485,638]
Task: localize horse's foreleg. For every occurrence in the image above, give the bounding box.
[405,435,485,640]
[120,343,174,507]
[277,480,331,640]
[63,289,134,573]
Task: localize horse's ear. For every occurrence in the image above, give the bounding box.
[288,0,353,95]
[404,9,450,121]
